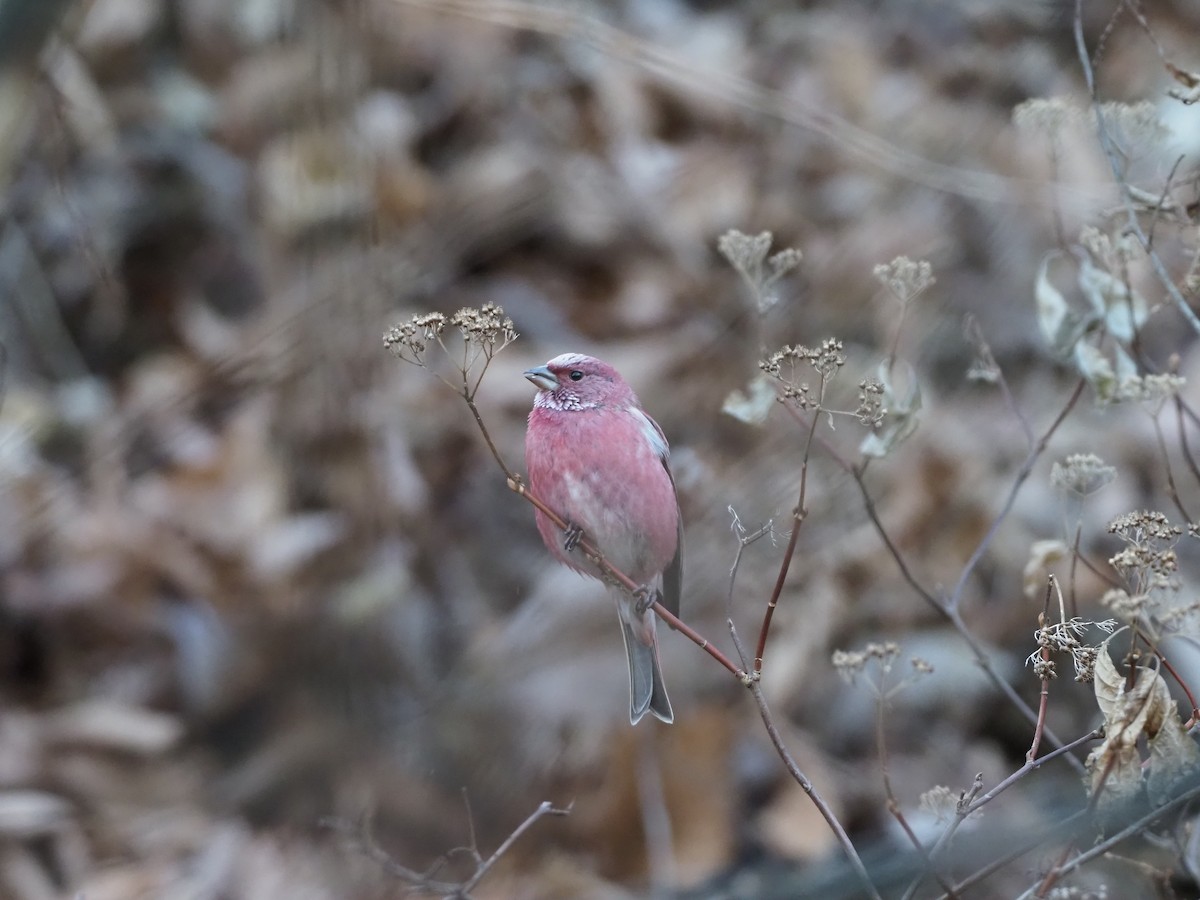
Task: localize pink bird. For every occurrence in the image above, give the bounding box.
[524,353,682,724]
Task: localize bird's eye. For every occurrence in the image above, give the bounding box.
[569,370,583,381]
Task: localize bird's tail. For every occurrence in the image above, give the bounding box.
[616,595,674,725]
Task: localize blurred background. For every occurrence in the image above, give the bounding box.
[1,0,1199,897]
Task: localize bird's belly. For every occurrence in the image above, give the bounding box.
[556,467,674,583]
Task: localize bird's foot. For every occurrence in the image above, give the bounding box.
[562,522,584,552]
[633,585,661,615]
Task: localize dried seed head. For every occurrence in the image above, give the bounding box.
[1012,97,1077,138]
[1051,453,1116,497]
[873,256,936,304]
[383,312,448,365]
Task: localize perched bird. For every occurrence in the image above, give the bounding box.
[524,353,682,724]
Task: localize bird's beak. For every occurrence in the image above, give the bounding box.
[524,365,557,392]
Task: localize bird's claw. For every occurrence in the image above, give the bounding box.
[633,585,660,614]
[562,523,584,552]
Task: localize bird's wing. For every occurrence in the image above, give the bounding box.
[630,407,682,619]
[662,513,683,619]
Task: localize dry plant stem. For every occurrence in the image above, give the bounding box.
[937,380,1087,764]
[907,730,1102,900]
[947,379,1086,612]
[747,679,884,900]
[719,596,880,900]
[937,812,1091,900]
[972,728,1102,818]
[843,376,1086,618]
[1017,780,1200,898]
[875,683,960,899]
[725,521,774,671]
[754,397,821,674]
[463,394,513,480]
[1145,154,1186,250]
[805,384,1087,769]
[1028,613,1051,763]
[458,802,571,896]
[1032,842,1078,899]
[1028,581,1057,763]
[1074,551,1122,589]
[1072,0,1200,334]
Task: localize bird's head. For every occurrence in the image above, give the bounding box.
[524,353,635,411]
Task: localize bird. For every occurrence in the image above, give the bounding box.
[524,353,682,724]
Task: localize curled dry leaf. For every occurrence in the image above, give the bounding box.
[1086,638,1200,823]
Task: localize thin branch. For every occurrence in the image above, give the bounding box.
[746,680,884,900]
[938,811,1089,900]
[464,394,519,482]
[969,728,1102,819]
[755,394,821,674]
[909,730,1102,899]
[459,801,572,895]
[725,512,774,672]
[1145,154,1186,250]
[801,381,1088,769]
[876,676,960,899]
[947,379,1086,612]
[850,464,941,608]
[1017,779,1200,896]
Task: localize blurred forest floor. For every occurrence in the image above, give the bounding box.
[1,0,1200,897]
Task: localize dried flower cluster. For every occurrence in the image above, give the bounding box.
[855,379,886,428]
[918,785,957,823]
[450,303,518,350]
[917,784,979,825]
[832,641,901,682]
[830,640,930,686]
[1102,510,1183,621]
[1026,617,1118,682]
[382,312,452,366]
[1111,373,1186,406]
[383,303,517,366]
[759,339,846,408]
[383,304,517,398]
[717,229,802,312]
[1050,453,1117,497]
[873,256,935,304]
